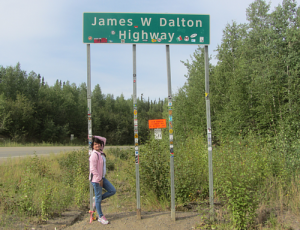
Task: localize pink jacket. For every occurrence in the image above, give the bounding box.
[89,136,107,183]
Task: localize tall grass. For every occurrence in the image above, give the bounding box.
[138,133,300,229]
[0,146,137,228]
[1,137,300,229]
[0,149,89,228]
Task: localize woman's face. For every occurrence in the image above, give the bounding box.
[93,142,101,151]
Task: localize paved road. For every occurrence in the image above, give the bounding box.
[0,146,132,160]
[0,146,86,159]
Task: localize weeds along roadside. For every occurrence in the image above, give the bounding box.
[0,146,137,228]
[0,148,90,227]
[138,133,300,229]
[1,138,300,229]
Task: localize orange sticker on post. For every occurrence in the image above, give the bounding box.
[148,119,167,129]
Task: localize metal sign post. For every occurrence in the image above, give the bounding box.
[87,44,93,211]
[133,44,141,219]
[205,45,214,218]
[166,45,175,221]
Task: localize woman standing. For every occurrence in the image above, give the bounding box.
[89,135,116,224]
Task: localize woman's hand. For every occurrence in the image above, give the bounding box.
[99,179,103,187]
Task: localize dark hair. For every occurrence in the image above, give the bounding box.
[92,136,104,150]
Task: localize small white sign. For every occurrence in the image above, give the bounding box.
[154,129,162,140]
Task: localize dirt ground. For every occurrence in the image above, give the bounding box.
[61,194,207,230]
[62,209,300,230]
[11,196,205,230]
[7,202,300,230]
[64,210,202,230]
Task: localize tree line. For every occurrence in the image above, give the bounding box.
[0,63,164,144]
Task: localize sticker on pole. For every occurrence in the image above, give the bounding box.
[135,155,139,164]
[148,119,167,129]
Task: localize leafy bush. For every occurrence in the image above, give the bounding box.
[0,148,90,223]
[139,136,171,201]
[109,147,131,160]
[174,136,209,203]
[214,135,276,229]
[58,147,89,187]
[139,134,209,204]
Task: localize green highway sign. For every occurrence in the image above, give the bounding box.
[83,13,210,45]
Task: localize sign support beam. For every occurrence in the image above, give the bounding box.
[87,44,93,212]
[205,45,214,219]
[133,44,141,219]
[166,45,175,221]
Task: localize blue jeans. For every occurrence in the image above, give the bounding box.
[92,178,116,218]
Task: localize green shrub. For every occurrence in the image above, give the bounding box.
[0,148,90,223]
[109,147,131,160]
[139,134,209,204]
[57,148,89,187]
[139,136,171,201]
[214,136,273,229]
[174,136,209,204]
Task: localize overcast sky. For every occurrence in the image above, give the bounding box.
[0,0,292,101]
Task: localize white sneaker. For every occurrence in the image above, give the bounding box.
[98,215,109,224]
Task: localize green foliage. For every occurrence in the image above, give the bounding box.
[173,47,208,139]
[139,135,171,201]
[109,147,131,161]
[18,166,36,216]
[58,148,89,187]
[0,149,89,223]
[139,133,209,204]
[137,131,295,229]
[174,136,209,203]
[214,136,272,229]
[74,166,89,209]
